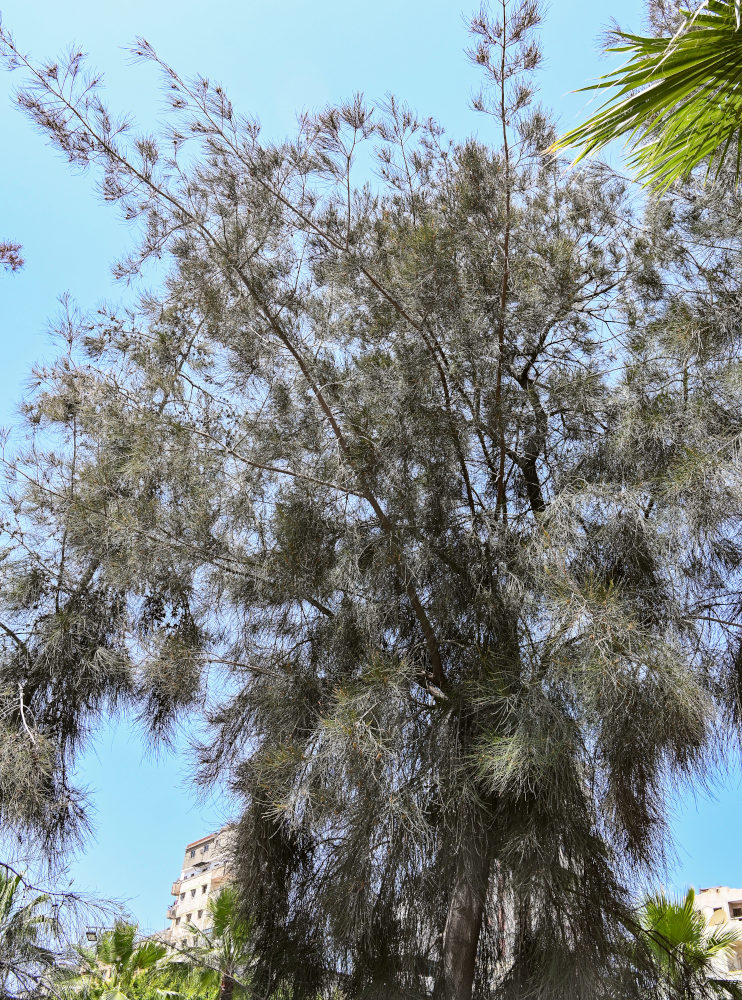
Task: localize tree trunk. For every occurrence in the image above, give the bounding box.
[439,829,493,1000]
[219,973,235,1000]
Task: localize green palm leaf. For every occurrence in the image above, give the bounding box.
[552,0,742,191]
[62,922,168,1000]
[0,867,59,993]
[164,888,254,1000]
[638,888,742,996]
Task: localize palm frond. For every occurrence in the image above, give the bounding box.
[551,0,742,190]
[709,977,742,999]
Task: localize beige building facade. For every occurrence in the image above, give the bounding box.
[163,826,234,947]
[694,885,742,976]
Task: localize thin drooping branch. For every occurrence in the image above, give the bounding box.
[17,682,36,745]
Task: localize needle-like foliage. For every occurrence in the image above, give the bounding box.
[3,2,742,997]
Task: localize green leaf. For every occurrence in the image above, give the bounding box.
[552,0,742,189]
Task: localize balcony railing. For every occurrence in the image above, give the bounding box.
[166,905,177,919]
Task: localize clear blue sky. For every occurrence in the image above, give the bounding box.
[1,0,739,933]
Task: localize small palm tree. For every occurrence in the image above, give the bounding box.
[0,867,59,998]
[552,0,742,192]
[63,921,167,1000]
[638,889,742,999]
[168,888,253,1000]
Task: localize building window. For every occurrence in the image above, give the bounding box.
[175,917,181,926]
[186,913,191,921]
[732,903,742,918]
[180,892,185,900]
[202,884,207,893]
[203,842,209,852]
[191,888,196,897]
[190,849,196,858]
[198,909,203,918]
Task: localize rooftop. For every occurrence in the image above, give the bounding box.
[185,831,220,850]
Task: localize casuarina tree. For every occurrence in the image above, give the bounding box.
[3,1,742,997]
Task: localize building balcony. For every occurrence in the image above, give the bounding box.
[170,882,180,896]
[166,905,177,920]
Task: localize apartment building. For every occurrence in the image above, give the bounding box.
[164,825,234,947]
[694,885,742,975]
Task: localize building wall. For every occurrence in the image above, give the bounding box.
[694,886,742,975]
[163,826,234,948]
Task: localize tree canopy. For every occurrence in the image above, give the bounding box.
[3,1,742,997]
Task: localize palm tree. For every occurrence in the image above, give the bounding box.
[0,867,59,999]
[636,889,742,999]
[63,922,167,1000]
[168,888,253,1000]
[552,1,742,191]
